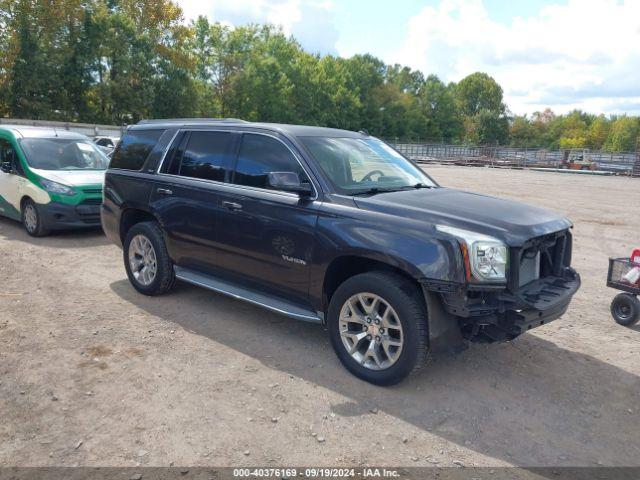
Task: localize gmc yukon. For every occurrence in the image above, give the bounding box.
[101,119,580,385]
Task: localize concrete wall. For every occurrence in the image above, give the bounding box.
[0,118,122,138]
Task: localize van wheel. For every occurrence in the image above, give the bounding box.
[22,199,49,237]
[123,221,175,296]
[328,272,429,386]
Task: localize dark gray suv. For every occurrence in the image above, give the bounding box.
[101,119,580,385]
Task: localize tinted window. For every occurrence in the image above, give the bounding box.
[110,129,163,170]
[161,132,188,175]
[178,131,234,182]
[233,134,307,190]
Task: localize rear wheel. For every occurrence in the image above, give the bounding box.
[328,272,429,386]
[21,199,49,237]
[123,221,175,296]
[611,293,640,327]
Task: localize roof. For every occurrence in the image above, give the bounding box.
[0,125,89,140]
[132,119,365,138]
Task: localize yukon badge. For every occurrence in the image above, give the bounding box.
[282,254,306,265]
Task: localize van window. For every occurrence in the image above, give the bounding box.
[110,129,163,170]
[96,138,114,147]
[0,138,22,175]
[233,134,307,190]
[178,131,235,182]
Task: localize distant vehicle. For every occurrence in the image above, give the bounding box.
[0,125,108,236]
[97,144,115,159]
[560,149,598,171]
[93,136,120,150]
[102,119,580,385]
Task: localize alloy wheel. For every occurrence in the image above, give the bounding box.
[339,292,404,370]
[128,234,158,286]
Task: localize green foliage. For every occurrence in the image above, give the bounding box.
[603,116,640,152]
[455,72,505,117]
[0,1,638,152]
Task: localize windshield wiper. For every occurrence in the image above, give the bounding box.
[351,187,409,196]
[350,182,434,196]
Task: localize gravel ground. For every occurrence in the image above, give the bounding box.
[1,166,639,468]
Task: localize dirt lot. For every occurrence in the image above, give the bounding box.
[1,166,639,468]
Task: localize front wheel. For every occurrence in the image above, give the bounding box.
[123,221,175,296]
[328,272,429,386]
[22,199,49,237]
[611,293,640,327]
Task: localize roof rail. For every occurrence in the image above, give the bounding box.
[137,118,248,125]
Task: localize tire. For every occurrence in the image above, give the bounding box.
[21,199,49,237]
[611,293,640,327]
[328,271,429,386]
[123,221,175,296]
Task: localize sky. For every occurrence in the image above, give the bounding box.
[176,0,640,116]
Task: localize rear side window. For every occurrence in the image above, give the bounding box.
[178,131,235,182]
[0,137,23,175]
[109,129,163,170]
[233,134,307,190]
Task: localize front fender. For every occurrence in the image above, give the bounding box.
[311,208,466,306]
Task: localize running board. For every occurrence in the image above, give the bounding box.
[174,266,322,323]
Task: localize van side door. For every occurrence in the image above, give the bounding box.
[0,136,26,220]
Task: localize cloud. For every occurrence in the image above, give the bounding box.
[176,0,339,54]
[395,0,640,115]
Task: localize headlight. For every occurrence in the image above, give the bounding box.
[436,225,508,283]
[40,178,76,196]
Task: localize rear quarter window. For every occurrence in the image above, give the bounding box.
[109,129,163,170]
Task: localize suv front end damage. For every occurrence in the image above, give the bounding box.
[429,229,580,343]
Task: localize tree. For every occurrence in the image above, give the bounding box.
[509,115,535,147]
[604,117,640,152]
[420,75,462,141]
[455,72,505,117]
[1,0,639,151]
[465,109,509,145]
[585,115,610,150]
[558,110,588,150]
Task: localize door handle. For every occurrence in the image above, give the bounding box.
[222,201,242,211]
[157,188,173,195]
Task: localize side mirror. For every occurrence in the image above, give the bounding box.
[267,171,313,197]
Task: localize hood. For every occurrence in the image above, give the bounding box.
[353,187,571,246]
[31,169,105,187]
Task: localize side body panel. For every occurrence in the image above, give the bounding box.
[215,183,320,307]
[149,175,222,272]
[101,170,157,245]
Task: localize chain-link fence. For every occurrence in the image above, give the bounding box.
[386,140,640,175]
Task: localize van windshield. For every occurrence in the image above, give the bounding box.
[299,136,436,195]
[19,138,109,171]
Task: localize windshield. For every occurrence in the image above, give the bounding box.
[19,138,109,171]
[300,136,436,195]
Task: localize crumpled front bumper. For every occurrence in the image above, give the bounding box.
[439,267,581,342]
